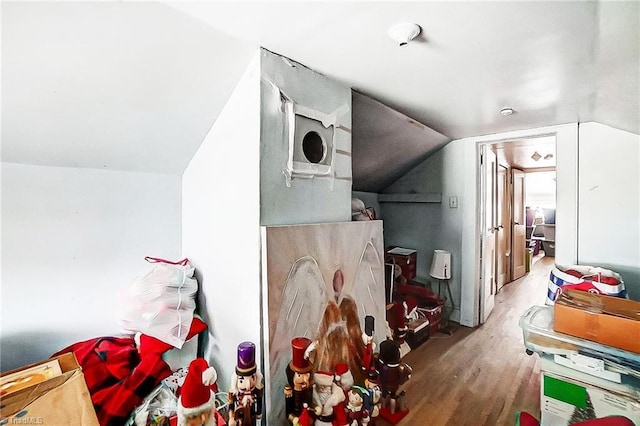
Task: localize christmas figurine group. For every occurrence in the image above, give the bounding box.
[284,315,412,426]
[175,315,411,426]
[177,342,263,426]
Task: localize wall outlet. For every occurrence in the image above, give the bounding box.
[449,196,458,208]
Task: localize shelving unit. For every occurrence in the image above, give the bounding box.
[378,193,442,203]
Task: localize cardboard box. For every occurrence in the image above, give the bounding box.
[0,352,99,425]
[406,318,430,349]
[386,246,417,281]
[540,370,640,426]
[554,290,640,354]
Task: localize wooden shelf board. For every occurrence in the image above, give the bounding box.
[378,193,442,203]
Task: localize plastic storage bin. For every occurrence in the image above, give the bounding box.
[542,240,555,257]
[519,306,640,380]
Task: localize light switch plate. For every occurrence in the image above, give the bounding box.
[449,196,458,208]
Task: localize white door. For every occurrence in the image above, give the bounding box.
[496,165,510,290]
[480,145,498,324]
[512,169,527,280]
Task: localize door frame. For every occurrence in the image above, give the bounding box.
[496,163,511,290]
[511,168,527,281]
[473,126,577,326]
[479,144,498,323]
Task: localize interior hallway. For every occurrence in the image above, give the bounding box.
[379,254,554,425]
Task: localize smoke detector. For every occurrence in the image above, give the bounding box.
[388,23,421,47]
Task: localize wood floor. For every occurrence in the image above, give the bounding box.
[378,254,554,426]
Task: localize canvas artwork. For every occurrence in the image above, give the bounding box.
[0,359,62,397]
[261,220,386,425]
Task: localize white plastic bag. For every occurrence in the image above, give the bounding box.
[120,257,198,348]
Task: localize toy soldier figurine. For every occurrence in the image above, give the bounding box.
[363,370,382,425]
[284,337,315,425]
[376,340,412,415]
[228,341,263,426]
[361,316,375,373]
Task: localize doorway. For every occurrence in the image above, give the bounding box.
[478,135,557,324]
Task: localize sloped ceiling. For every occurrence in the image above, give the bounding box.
[352,91,448,192]
[2,1,638,192]
[1,1,256,174]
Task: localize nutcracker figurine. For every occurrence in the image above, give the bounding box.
[376,340,412,416]
[361,316,375,373]
[228,341,264,426]
[284,337,316,425]
[364,370,382,425]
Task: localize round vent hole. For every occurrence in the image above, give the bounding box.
[302,131,325,163]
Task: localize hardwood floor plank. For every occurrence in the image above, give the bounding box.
[376,255,553,425]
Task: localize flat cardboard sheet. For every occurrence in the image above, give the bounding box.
[0,352,99,425]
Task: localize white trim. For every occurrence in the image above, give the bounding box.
[462,123,578,327]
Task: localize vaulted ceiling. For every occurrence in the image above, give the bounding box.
[2,1,638,192]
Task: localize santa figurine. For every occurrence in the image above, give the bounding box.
[228,341,263,426]
[284,337,316,425]
[312,371,345,425]
[177,358,225,426]
[333,363,354,426]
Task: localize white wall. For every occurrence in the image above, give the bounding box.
[379,149,447,293]
[259,49,352,226]
[1,163,181,371]
[439,124,578,326]
[526,171,557,209]
[379,140,472,325]
[183,48,354,413]
[182,51,262,390]
[578,122,640,299]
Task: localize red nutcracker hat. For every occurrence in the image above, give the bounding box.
[289,337,313,374]
[236,341,257,376]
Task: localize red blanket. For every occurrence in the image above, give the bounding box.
[53,336,172,426]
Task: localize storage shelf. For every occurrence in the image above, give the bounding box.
[378,193,442,203]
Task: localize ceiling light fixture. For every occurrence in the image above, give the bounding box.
[531,151,542,161]
[544,153,554,160]
[500,107,514,116]
[388,23,421,47]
